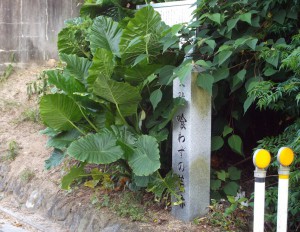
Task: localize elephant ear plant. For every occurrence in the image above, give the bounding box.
[40,5,188,204]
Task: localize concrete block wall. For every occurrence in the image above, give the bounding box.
[0,0,83,72]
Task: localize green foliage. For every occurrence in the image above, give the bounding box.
[191,2,300,228]
[211,167,241,200]
[1,140,20,161]
[41,1,185,204]
[203,198,249,231]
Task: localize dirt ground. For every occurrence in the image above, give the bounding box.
[0,64,227,232]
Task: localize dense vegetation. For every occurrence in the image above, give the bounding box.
[39,0,299,230]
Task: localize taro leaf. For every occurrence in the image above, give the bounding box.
[57,27,90,57]
[149,128,169,143]
[211,179,221,191]
[228,134,243,156]
[67,132,123,164]
[40,127,60,137]
[44,149,65,170]
[47,130,81,149]
[60,53,92,84]
[61,163,85,190]
[223,181,239,196]
[197,72,214,95]
[87,48,115,87]
[120,6,165,64]
[46,70,86,97]
[150,89,162,110]
[128,135,160,176]
[109,125,137,160]
[211,136,224,151]
[89,16,122,56]
[133,54,149,67]
[40,94,83,131]
[125,64,161,86]
[133,175,151,187]
[93,78,141,116]
[217,50,233,66]
[228,166,241,181]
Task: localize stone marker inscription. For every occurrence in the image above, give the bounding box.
[137,1,211,221]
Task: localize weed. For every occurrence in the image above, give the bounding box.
[199,198,250,231]
[21,108,40,123]
[0,53,15,82]
[26,71,49,99]
[20,168,35,183]
[0,140,19,161]
[111,192,146,221]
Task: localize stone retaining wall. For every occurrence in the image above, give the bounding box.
[0,0,82,72]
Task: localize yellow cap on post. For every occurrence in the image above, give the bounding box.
[253,149,271,169]
[277,147,294,167]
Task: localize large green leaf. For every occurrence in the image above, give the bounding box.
[57,26,90,58]
[67,132,123,164]
[60,53,92,84]
[61,163,85,190]
[46,70,86,97]
[124,64,161,86]
[44,149,65,170]
[47,130,81,149]
[40,94,83,131]
[128,135,160,176]
[89,16,122,56]
[93,78,141,116]
[120,6,165,64]
[87,48,115,87]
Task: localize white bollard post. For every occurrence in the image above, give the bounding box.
[276,147,294,232]
[253,149,271,232]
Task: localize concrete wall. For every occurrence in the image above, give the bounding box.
[0,0,83,72]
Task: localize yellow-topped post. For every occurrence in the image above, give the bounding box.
[253,149,271,232]
[277,147,294,232]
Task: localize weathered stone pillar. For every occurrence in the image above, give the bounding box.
[172,69,211,221]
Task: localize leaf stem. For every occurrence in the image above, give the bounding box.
[116,104,129,126]
[79,106,99,132]
[69,121,86,136]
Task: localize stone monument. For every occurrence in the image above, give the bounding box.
[137,0,211,221]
